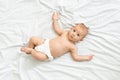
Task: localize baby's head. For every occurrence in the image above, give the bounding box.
[68,23,88,42]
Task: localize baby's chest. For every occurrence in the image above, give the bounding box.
[58,41,71,52]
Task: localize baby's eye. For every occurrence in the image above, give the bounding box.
[77,34,79,36]
[73,30,75,32]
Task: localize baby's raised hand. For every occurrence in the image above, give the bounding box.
[52,12,60,21]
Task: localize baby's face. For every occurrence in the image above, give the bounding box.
[68,24,88,42]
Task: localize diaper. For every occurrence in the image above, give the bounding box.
[35,39,53,61]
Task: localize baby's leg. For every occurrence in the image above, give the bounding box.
[31,50,48,60]
[28,36,45,48]
[21,47,48,60]
[21,47,33,54]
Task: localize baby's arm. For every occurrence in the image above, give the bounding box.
[70,46,93,61]
[52,12,65,35]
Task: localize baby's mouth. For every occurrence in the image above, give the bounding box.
[71,35,74,39]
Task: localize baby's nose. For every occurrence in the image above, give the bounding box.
[72,33,76,37]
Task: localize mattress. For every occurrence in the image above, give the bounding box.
[0,0,120,80]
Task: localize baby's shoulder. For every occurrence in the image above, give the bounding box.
[62,30,69,35]
[60,31,68,36]
[68,43,76,50]
[63,30,68,34]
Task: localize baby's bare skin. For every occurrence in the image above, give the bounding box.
[21,12,93,61]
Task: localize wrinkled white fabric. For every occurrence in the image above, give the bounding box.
[0,0,120,80]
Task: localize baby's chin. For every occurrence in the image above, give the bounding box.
[68,37,74,42]
[69,38,80,43]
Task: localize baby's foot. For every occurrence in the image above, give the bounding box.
[21,47,32,54]
[86,54,94,61]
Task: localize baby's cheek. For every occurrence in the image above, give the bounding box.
[75,37,80,41]
[78,37,82,40]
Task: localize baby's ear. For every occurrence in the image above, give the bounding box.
[80,36,85,41]
[80,38,83,41]
[78,38,83,42]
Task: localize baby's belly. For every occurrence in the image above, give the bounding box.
[49,39,67,58]
[51,49,65,58]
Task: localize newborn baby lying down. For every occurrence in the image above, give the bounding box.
[21,12,93,61]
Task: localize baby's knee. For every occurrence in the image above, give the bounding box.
[30,36,36,41]
[29,36,38,43]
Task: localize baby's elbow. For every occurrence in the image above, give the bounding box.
[57,32,62,36]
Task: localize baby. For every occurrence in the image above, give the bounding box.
[21,12,93,61]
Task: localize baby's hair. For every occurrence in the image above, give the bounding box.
[74,23,89,35]
[78,23,89,38]
[79,23,89,33]
[80,23,89,29]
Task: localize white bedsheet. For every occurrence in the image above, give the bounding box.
[0,0,120,80]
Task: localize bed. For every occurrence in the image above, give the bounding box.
[0,0,120,80]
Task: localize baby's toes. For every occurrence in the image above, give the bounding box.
[21,47,25,52]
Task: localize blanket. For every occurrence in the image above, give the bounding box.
[0,0,120,80]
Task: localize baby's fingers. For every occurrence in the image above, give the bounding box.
[52,11,60,20]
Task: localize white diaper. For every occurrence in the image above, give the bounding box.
[35,39,53,61]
